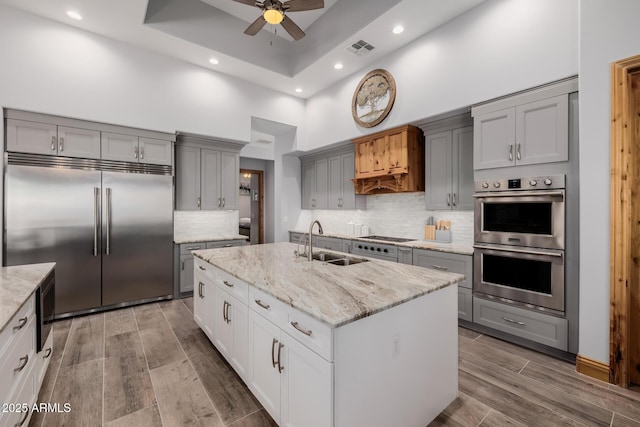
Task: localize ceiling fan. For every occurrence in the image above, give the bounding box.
[231,0,325,41]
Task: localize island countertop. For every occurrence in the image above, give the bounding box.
[193,242,463,328]
[0,262,56,334]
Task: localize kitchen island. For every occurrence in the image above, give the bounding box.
[193,242,462,427]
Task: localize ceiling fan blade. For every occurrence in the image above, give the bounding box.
[281,16,305,40]
[244,16,267,35]
[231,0,259,6]
[285,0,324,12]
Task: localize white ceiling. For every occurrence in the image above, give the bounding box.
[0,0,485,98]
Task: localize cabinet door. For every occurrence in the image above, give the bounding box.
[220,151,239,209]
[458,287,473,322]
[280,332,333,427]
[397,247,413,265]
[179,255,194,293]
[57,126,101,159]
[387,130,407,172]
[101,132,139,162]
[301,162,316,209]
[327,155,342,209]
[314,158,328,209]
[452,126,474,210]
[371,136,387,174]
[139,137,172,166]
[340,152,356,209]
[214,286,233,358]
[473,108,515,170]
[248,310,282,423]
[6,119,57,155]
[515,95,569,166]
[425,131,453,210]
[175,145,201,210]
[354,141,372,176]
[201,149,221,210]
[193,272,215,339]
[230,296,249,380]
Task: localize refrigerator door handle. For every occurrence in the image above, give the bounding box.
[93,187,99,256]
[106,188,111,255]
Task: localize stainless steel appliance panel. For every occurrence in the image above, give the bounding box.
[5,165,102,314]
[101,171,173,306]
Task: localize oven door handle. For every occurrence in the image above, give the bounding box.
[473,244,564,258]
[473,191,564,199]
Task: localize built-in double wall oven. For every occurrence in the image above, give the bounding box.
[473,175,565,314]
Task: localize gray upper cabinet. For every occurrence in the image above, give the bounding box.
[473,94,569,170]
[328,152,358,209]
[102,132,172,165]
[301,162,316,209]
[314,158,329,209]
[175,139,240,211]
[6,119,100,159]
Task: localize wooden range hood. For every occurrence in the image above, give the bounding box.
[351,124,425,194]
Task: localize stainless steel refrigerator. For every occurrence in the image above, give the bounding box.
[4,153,174,318]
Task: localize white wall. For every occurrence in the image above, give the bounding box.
[239,157,275,242]
[578,0,640,364]
[302,0,579,150]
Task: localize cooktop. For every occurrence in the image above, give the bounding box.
[360,235,415,243]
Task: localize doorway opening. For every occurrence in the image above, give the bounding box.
[610,53,640,389]
[239,169,264,245]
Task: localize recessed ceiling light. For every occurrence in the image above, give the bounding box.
[209,58,219,65]
[334,63,343,70]
[393,25,404,34]
[295,88,303,93]
[66,10,82,20]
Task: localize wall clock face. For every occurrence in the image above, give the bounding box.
[352,69,396,128]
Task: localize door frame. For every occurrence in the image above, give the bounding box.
[610,53,640,387]
[240,169,264,244]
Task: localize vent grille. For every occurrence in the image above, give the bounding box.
[346,40,375,57]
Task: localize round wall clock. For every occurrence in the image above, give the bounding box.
[352,69,396,128]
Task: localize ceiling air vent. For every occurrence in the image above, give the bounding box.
[346,40,375,57]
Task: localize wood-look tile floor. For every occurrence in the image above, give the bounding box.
[29,298,640,427]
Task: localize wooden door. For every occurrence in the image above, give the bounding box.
[387,130,407,172]
[354,141,373,176]
[371,136,387,174]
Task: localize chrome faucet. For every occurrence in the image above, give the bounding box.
[307,220,324,261]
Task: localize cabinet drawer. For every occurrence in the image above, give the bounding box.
[194,258,216,282]
[413,249,472,289]
[314,236,343,252]
[473,296,568,351]
[214,267,249,305]
[0,295,35,357]
[289,232,306,244]
[206,240,244,249]
[180,243,205,255]
[0,314,36,404]
[249,288,287,330]
[458,287,472,322]
[35,332,54,390]
[285,308,333,362]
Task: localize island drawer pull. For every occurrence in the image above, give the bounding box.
[431,265,448,271]
[277,342,284,373]
[15,409,29,427]
[502,317,525,326]
[14,355,29,372]
[187,246,201,251]
[223,244,233,247]
[255,299,270,310]
[13,316,28,331]
[199,265,206,271]
[271,338,278,368]
[198,282,204,298]
[223,280,234,288]
[398,248,411,252]
[44,348,52,359]
[291,321,312,336]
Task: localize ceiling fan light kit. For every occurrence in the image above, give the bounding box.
[233,0,325,41]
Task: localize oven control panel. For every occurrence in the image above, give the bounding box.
[475,175,565,192]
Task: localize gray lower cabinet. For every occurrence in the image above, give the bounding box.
[314,236,343,252]
[397,247,413,265]
[473,296,568,351]
[289,231,307,244]
[178,240,244,295]
[458,287,473,322]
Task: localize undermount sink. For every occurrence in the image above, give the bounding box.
[310,251,369,266]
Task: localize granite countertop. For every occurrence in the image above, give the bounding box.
[174,235,248,244]
[289,230,473,255]
[193,242,463,328]
[0,262,56,334]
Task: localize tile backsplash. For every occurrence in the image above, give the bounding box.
[174,210,238,241]
[293,192,473,245]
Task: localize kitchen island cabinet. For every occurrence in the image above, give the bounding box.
[193,243,461,427]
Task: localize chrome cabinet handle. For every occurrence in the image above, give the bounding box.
[51,136,56,151]
[222,301,228,322]
[198,282,204,298]
[277,342,284,373]
[447,193,451,206]
[271,338,278,368]
[105,188,111,255]
[140,146,144,160]
[223,280,234,288]
[502,317,525,326]
[44,348,52,358]
[225,301,231,324]
[452,193,457,206]
[217,198,221,208]
[13,316,27,331]
[133,146,138,159]
[431,265,448,271]
[222,198,226,207]
[197,197,201,208]
[59,137,64,152]
[14,355,29,372]
[186,246,201,251]
[198,265,206,271]
[93,187,99,257]
[255,299,270,310]
[398,248,411,252]
[15,409,29,427]
[291,321,312,336]
[181,260,185,271]
[223,244,232,247]
[312,198,316,207]
[508,144,513,161]
[516,143,521,161]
